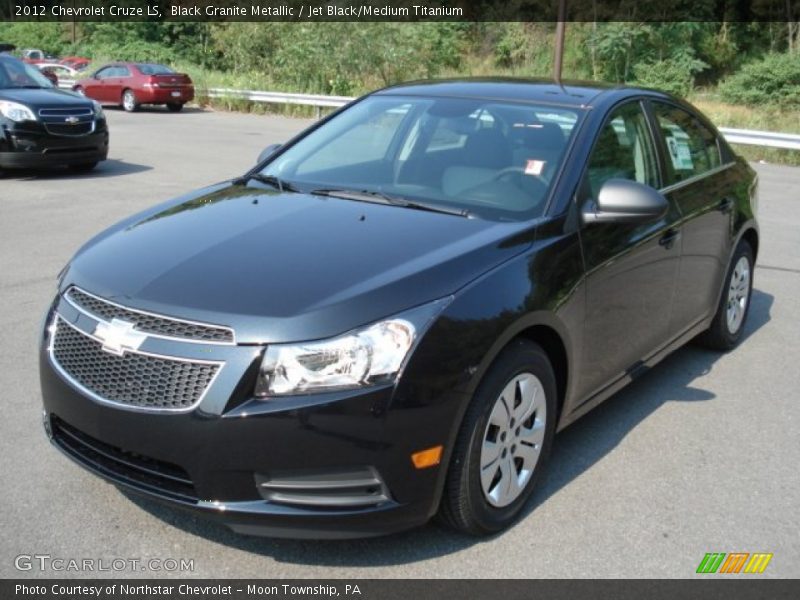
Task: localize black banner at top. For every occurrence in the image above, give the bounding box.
[1,0,799,22]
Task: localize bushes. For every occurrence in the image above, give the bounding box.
[719,53,800,108]
[633,56,708,98]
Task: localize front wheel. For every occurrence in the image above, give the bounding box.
[697,240,754,351]
[439,339,557,535]
[166,102,184,112]
[122,89,139,112]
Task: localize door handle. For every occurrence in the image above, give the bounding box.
[658,228,681,249]
[718,197,735,213]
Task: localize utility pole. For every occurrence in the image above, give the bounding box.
[553,0,567,84]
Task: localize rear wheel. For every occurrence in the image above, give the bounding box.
[166,102,184,112]
[122,89,139,112]
[439,339,557,535]
[697,240,754,351]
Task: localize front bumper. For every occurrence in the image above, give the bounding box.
[0,119,108,169]
[38,297,447,539]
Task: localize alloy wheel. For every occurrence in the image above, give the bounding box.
[726,255,751,334]
[480,372,547,508]
[123,91,136,112]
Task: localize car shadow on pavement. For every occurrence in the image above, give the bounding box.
[124,288,774,566]
[2,159,152,180]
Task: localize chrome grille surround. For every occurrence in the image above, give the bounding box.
[48,314,224,414]
[65,286,235,344]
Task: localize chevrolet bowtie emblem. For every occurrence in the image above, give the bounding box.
[65,116,80,124]
[94,318,147,356]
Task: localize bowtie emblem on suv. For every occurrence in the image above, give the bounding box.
[64,116,80,124]
[94,318,147,356]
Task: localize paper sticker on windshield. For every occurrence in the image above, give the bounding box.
[666,136,693,171]
[525,159,545,176]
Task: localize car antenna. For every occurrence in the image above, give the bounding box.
[553,0,567,87]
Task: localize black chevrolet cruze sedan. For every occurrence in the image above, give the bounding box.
[39,79,758,538]
[0,53,108,174]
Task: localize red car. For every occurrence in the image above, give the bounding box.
[60,56,91,71]
[74,62,194,112]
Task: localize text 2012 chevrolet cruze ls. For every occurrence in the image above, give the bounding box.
[39,80,758,538]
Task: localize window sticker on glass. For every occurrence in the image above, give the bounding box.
[666,135,693,171]
[525,159,545,176]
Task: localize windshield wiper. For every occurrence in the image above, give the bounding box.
[310,188,470,218]
[233,173,301,193]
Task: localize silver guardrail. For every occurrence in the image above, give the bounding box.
[58,79,800,150]
[717,127,800,150]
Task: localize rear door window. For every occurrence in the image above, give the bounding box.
[651,102,721,184]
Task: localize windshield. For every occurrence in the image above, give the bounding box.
[260,95,580,221]
[137,64,174,75]
[0,56,54,89]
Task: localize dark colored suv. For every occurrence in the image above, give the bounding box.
[39,79,758,539]
[0,53,108,174]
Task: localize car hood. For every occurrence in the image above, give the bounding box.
[0,87,92,109]
[64,182,535,344]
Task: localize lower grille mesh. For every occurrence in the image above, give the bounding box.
[51,416,198,502]
[51,318,219,411]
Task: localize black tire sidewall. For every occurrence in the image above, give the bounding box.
[459,341,557,533]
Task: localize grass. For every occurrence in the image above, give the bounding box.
[688,93,800,166]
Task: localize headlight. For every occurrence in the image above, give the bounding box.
[92,100,104,119]
[0,100,36,122]
[255,298,452,397]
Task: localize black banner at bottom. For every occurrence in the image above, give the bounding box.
[4,580,800,600]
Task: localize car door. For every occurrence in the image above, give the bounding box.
[576,100,682,401]
[106,65,131,105]
[85,66,112,101]
[648,101,737,336]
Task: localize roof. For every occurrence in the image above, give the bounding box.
[375,77,649,108]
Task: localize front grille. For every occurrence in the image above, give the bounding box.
[44,122,94,136]
[66,287,234,344]
[38,107,93,118]
[51,416,198,502]
[50,317,220,411]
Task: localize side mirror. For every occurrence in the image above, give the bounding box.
[257,143,281,164]
[582,179,668,225]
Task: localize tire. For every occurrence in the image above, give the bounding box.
[166,103,184,112]
[697,240,754,351]
[439,339,557,535]
[122,89,139,112]
[68,162,98,173]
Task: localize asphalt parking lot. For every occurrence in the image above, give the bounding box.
[1,107,798,578]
